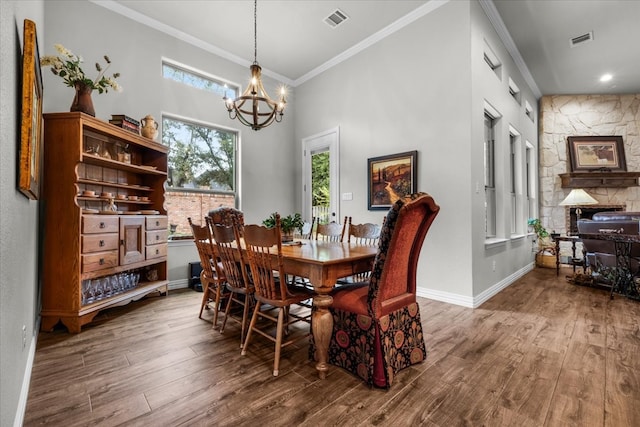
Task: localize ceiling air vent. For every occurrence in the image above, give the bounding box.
[570,31,594,47]
[324,9,348,28]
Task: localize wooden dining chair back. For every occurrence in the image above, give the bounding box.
[188,217,226,328]
[208,216,253,348]
[207,207,245,235]
[241,214,314,376]
[337,217,383,284]
[294,217,316,240]
[315,217,346,242]
[346,217,382,246]
[311,192,440,388]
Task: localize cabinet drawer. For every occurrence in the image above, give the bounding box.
[82,251,118,273]
[82,234,119,253]
[146,230,168,245]
[146,216,168,231]
[83,216,119,234]
[146,243,167,260]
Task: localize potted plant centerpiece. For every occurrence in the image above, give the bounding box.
[263,212,305,243]
[528,218,555,268]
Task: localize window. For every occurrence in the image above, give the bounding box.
[508,77,521,104]
[484,40,502,79]
[509,127,522,235]
[162,60,236,99]
[484,113,496,238]
[525,100,535,122]
[162,116,238,238]
[525,141,536,222]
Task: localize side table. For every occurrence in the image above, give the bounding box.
[553,235,583,276]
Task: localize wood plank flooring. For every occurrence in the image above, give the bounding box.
[24,267,640,426]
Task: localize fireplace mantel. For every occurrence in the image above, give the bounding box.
[560,171,640,188]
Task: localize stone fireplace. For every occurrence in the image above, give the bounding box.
[539,94,640,235]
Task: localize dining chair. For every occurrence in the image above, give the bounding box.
[188,217,226,328]
[310,192,440,388]
[207,206,245,235]
[208,216,254,348]
[241,214,315,376]
[315,217,347,242]
[346,217,382,245]
[294,216,316,240]
[337,217,383,284]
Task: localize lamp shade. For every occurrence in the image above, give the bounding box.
[558,189,598,206]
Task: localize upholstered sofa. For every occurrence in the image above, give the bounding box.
[577,212,640,278]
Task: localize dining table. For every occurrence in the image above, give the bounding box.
[278,239,378,379]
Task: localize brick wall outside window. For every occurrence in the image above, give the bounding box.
[166,191,235,237]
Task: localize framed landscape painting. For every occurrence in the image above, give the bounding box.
[19,19,44,200]
[367,150,417,210]
[567,136,626,172]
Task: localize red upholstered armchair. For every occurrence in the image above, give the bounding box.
[311,192,440,388]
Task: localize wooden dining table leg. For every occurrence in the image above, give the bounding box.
[311,287,333,379]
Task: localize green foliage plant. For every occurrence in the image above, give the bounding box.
[527,218,549,239]
[263,212,304,235]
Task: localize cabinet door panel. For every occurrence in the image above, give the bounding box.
[120,217,145,265]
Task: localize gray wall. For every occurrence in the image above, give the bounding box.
[42,0,297,224]
[294,0,539,305]
[469,0,539,298]
[1,2,45,425]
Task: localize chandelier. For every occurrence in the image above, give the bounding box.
[223,0,286,131]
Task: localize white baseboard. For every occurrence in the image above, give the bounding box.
[14,322,38,427]
[417,262,535,308]
[168,279,190,290]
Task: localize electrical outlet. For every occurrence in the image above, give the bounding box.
[22,325,27,349]
[492,260,496,271]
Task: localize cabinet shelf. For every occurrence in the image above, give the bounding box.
[79,280,169,314]
[76,196,153,204]
[82,153,167,176]
[77,178,153,191]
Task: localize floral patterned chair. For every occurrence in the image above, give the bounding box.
[311,192,440,388]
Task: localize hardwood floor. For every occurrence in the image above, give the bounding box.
[24,267,640,426]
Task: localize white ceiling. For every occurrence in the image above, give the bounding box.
[98,0,640,96]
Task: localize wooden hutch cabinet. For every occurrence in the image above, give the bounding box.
[41,112,169,332]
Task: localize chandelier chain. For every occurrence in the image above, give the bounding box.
[253,0,257,64]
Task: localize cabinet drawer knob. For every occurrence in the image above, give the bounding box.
[156,235,159,241]
[155,221,160,226]
[99,240,105,247]
[100,222,106,229]
[99,258,105,265]
[155,249,159,255]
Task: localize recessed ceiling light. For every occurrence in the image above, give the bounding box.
[600,74,613,82]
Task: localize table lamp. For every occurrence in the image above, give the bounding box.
[559,188,598,234]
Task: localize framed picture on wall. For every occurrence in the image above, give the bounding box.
[19,19,44,200]
[367,150,417,210]
[567,136,626,172]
